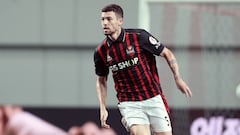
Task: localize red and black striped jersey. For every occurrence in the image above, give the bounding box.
[94,28,169,111]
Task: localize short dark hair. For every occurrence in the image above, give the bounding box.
[101,4,123,18]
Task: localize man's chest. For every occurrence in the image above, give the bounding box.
[106,42,141,72]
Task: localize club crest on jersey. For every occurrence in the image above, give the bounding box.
[126,45,135,55]
[149,36,161,49]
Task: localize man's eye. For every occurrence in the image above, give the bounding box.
[101,17,113,22]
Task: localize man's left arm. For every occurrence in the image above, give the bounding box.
[160,47,192,97]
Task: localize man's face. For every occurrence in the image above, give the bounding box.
[101,11,123,36]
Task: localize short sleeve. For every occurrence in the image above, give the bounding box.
[139,30,165,56]
[94,50,109,76]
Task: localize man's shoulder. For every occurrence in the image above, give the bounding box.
[95,39,107,52]
[125,28,147,34]
[125,28,150,38]
[125,29,152,42]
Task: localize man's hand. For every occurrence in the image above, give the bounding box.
[100,108,110,128]
[175,78,192,97]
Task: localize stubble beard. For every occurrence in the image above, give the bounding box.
[103,30,113,36]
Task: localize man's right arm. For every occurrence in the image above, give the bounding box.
[96,76,110,128]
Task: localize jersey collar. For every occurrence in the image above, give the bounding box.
[106,28,125,47]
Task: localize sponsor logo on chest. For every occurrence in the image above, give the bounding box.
[109,57,139,72]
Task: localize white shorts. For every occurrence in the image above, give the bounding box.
[118,95,172,133]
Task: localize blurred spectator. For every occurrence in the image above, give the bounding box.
[0,108,4,135]
[100,128,117,135]
[68,122,118,135]
[1,105,119,135]
[0,105,68,135]
[81,121,101,135]
[68,126,82,135]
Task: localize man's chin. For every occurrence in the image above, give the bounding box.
[104,33,111,36]
[103,32,111,36]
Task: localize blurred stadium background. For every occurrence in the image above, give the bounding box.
[0,0,240,134]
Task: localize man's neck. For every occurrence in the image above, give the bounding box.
[108,28,122,41]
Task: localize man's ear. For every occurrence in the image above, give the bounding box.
[118,17,123,26]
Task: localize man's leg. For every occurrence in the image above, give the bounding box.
[142,95,172,135]
[154,131,172,135]
[118,101,151,135]
[130,124,151,135]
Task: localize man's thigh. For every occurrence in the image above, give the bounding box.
[118,101,150,131]
[154,131,172,135]
[143,95,172,133]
